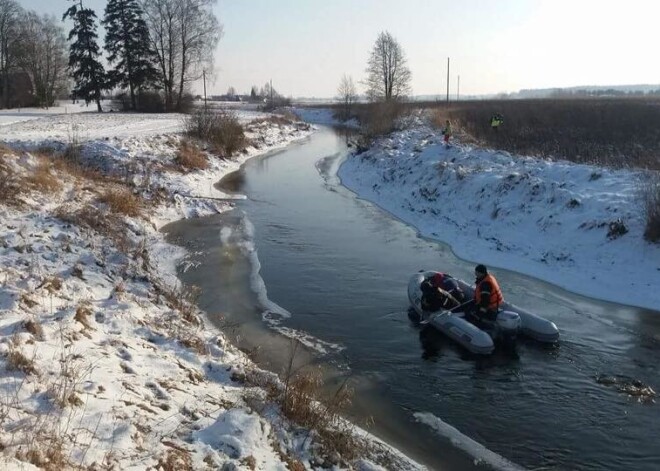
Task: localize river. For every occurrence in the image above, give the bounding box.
[164,127,660,471]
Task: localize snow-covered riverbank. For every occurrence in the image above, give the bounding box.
[335,116,660,311]
[0,109,420,470]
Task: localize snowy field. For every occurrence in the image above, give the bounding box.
[336,115,660,311]
[0,109,419,470]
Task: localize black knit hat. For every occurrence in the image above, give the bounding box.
[475,264,488,275]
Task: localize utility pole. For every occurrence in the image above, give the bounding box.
[446,57,450,103]
[457,75,460,101]
[203,70,207,111]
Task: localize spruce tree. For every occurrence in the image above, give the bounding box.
[63,0,106,112]
[102,0,157,110]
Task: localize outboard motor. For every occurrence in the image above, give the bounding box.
[496,311,521,340]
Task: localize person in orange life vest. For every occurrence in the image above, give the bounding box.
[469,264,504,322]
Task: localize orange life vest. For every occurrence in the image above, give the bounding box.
[475,274,504,311]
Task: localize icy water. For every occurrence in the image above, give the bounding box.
[164,128,660,471]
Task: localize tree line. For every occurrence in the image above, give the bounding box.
[0,0,221,112]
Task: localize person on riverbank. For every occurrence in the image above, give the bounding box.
[466,264,504,323]
[490,113,504,132]
[441,120,452,144]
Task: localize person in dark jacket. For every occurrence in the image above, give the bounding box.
[429,272,465,304]
[420,273,462,312]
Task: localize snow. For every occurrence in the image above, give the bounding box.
[336,117,660,311]
[0,109,422,470]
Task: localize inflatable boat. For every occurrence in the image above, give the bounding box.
[408,271,559,355]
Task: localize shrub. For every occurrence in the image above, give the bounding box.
[643,173,660,243]
[185,110,246,158]
[357,101,407,141]
[137,90,165,113]
[99,187,142,218]
[175,139,208,170]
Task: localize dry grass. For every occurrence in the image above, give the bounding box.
[24,319,45,341]
[353,101,409,149]
[643,174,660,242]
[0,153,26,207]
[99,187,142,218]
[157,283,202,326]
[5,343,37,375]
[175,140,208,171]
[178,334,208,355]
[16,442,69,471]
[427,98,660,170]
[156,448,193,471]
[74,303,94,330]
[55,204,132,253]
[25,161,63,193]
[264,341,360,462]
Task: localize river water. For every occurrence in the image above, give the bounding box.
[164,127,660,471]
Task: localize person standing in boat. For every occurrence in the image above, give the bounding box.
[468,264,504,323]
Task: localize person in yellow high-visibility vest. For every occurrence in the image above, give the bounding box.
[490,113,504,132]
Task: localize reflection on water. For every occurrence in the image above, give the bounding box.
[164,127,660,471]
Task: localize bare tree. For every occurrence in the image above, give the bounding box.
[337,74,357,121]
[0,0,22,108]
[364,31,411,102]
[15,13,68,108]
[141,0,222,111]
[226,85,235,96]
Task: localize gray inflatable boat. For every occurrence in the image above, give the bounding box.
[408,271,559,355]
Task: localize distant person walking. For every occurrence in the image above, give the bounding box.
[442,119,452,144]
[490,113,504,132]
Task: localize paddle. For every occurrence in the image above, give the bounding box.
[419,299,473,325]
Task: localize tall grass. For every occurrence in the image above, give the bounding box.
[428,98,660,170]
[643,173,660,242]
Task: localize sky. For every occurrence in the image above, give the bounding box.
[20,0,660,98]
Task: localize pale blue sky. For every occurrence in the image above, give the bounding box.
[20,0,660,97]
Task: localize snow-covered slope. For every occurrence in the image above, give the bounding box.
[0,111,421,470]
[338,119,660,311]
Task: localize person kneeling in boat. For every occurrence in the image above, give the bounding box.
[420,273,462,312]
[466,264,504,324]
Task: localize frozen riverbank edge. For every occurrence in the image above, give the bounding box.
[0,109,422,471]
